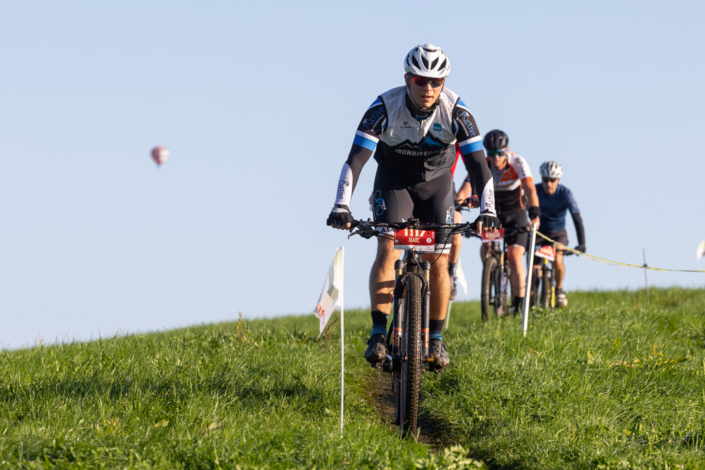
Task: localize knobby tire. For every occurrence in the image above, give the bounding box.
[541,265,551,310]
[401,270,423,436]
[480,255,498,321]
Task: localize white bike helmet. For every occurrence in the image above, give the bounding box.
[404,44,451,78]
[539,161,564,179]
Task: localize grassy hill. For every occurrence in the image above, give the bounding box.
[1,288,703,469]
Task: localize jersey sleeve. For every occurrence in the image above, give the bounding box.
[564,187,580,214]
[452,98,495,215]
[334,98,387,206]
[510,154,533,181]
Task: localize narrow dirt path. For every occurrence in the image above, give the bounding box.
[362,367,437,447]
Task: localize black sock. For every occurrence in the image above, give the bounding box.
[429,319,445,340]
[371,310,389,336]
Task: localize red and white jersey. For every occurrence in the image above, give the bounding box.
[488,152,533,213]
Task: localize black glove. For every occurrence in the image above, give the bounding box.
[575,244,586,254]
[472,212,501,231]
[467,195,480,209]
[528,206,541,220]
[327,205,354,228]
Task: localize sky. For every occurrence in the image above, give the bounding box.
[1,0,704,349]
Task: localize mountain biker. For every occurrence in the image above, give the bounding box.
[481,130,541,314]
[534,161,585,307]
[327,44,498,371]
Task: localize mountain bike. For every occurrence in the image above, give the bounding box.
[350,218,475,437]
[479,227,528,321]
[531,243,574,310]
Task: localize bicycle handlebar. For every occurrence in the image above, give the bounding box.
[349,218,482,240]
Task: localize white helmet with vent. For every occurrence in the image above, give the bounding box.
[539,161,564,179]
[404,44,451,78]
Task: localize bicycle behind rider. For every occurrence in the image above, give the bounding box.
[481,130,540,314]
[327,44,498,372]
[534,161,586,307]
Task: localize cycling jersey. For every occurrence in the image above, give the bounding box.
[534,184,579,233]
[334,86,495,216]
[487,152,533,214]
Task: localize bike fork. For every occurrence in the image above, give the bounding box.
[421,261,430,362]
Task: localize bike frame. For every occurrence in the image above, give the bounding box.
[349,218,475,435]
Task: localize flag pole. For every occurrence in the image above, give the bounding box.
[340,246,345,438]
[522,224,537,337]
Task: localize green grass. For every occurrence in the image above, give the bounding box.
[425,288,705,469]
[1,288,703,468]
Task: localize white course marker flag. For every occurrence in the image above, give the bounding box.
[314,246,345,437]
[456,258,468,295]
[697,241,705,261]
[315,247,343,334]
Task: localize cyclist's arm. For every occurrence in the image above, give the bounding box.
[521,177,541,226]
[571,212,586,247]
[566,187,585,248]
[452,100,495,216]
[457,179,472,202]
[333,99,386,206]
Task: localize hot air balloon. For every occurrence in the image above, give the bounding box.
[151,146,169,166]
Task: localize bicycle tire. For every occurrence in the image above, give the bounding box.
[401,271,423,436]
[480,255,498,321]
[498,261,509,317]
[541,265,550,310]
[393,296,405,426]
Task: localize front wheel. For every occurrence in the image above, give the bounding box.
[541,265,550,310]
[400,272,422,437]
[481,255,506,320]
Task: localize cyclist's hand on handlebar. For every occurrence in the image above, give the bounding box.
[472,212,501,233]
[466,195,480,209]
[575,244,586,254]
[327,205,354,230]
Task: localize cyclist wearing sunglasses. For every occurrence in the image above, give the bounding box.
[481,129,541,314]
[327,44,498,370]
[534,161,585,307]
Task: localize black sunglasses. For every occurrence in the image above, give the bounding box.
[542,177,558,183]
[487,150,507,158]
[409,74,445,88]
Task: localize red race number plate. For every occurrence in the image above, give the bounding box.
[481,228,505,243]
[535,245,556,261]
[394,229,435,252]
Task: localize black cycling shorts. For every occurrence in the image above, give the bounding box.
[372,168,455,254]
[537,229,569,248]
[498,209,529,247]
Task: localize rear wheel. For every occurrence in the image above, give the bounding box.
[400,271,422,437]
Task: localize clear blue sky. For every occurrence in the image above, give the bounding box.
[2,1,704,349]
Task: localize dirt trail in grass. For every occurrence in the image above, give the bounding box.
[363,368,439,447]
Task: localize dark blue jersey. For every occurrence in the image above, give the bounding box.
[535,183,580,233]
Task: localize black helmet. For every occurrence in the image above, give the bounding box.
[483,130,509,151]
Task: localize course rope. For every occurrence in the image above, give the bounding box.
[535,231,705,273]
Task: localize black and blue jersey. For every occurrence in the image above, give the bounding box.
[334,86,495,216]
